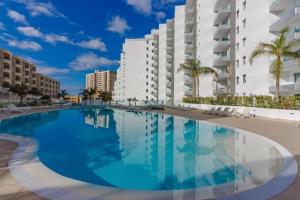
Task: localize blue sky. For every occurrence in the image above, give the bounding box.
[0,0,184,94]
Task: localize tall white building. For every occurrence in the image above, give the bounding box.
[113,30,159,102]
[269,0,300,96]
[113,0,300,105]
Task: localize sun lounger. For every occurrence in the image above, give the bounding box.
[216,107,232,116]
[6,104,26,114]
[231,108,254,118]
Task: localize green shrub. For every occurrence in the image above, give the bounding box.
[183,96,300,110]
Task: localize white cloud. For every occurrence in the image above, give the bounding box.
[14,0,76,25]
[69,52,118,71]
[7,39,42,51]
[107,16,131,34]
[7,9,28,25]
[44,34,72,45]
[78,38,107,52]
[155,11,166,21]
[17,26,42,37]
[126,0,152,15]
[0,22,5,30]
[38,66,70,75]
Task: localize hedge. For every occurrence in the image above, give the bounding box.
[183,96,300,110]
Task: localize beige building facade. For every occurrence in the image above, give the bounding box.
[86,70,116,94]
[0,49,60,98]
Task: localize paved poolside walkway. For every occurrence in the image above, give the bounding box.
[0,107,299,200]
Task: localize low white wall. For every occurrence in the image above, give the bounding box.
[181,103,300,121]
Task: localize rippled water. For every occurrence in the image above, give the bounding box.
[0,108,283,191]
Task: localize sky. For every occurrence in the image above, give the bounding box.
[0,0,185,94]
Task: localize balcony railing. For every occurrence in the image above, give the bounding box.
[270,2,300,32]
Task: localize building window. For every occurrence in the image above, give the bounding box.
[236,60,240,68]
[237,10,239,18]
[236,77,239,84]
[242,37,246,47]
[237,26,239,34]
[243,56,246,65]
[236,43,239,51]
[243,0,247,10]
[4,63,10,69]
[242,19,246,29]
[243,74,246,83]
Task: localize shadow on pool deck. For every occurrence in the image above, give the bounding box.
[0,107,300,200]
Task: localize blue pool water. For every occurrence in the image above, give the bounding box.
[0,108,282,191]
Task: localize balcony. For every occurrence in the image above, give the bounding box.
[270,4,300,33]
[218,72,229,80]
[166,63,173,70]
[185,54,194,61]
[184,75,192,85]
[214,23,230,39]
[167,55,173,62]
[167,88,172,96]
[184,88,193,96]
[166,71,172,79]
[214,0,230,12]
[274,59,300,72]
[214,54,231,67]
[270,0,293,13]
[214,7,231,26]
[151,84,158,89]
[185,18,194,30]
[214,38,230,53]
[214,87,227,96]
[3,67,10,73]
[167,82,173,89]
[185,43,194,53]
[269,83,300,94]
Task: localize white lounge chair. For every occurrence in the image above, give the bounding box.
[231,108,254,118]
[6,104,26,114]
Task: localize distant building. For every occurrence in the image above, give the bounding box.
[0,48,60,97]
[85,70,116,96]
[65,95,81,103]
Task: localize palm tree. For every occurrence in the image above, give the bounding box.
[80,90,89,105]
[99,91,112,105]
[179,59,218,98]
[58,89,68,101]
[87,88,96,105]
[127,98,132,106]
[250,27,300,102]
[10,84,28,105]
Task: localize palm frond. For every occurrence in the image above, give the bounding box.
[249,45,273,64]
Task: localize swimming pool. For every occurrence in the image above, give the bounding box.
[0,108,292,197]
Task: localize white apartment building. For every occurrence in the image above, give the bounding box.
[113,0,300,105]
[269,0,300,96]
[113,30,159,102]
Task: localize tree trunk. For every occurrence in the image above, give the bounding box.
[192,77,195,98]
[275,58,281,102]
[196,75,199,97]
[20,95,23,105]
[215,78,218,97]
[276,76,280,102]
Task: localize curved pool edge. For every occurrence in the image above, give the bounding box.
[0,129,297,200]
